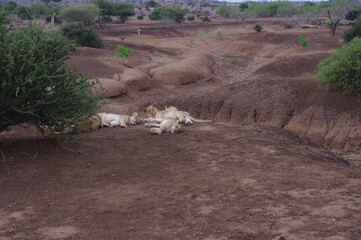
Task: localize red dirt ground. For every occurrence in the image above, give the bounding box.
[1,18,361,240]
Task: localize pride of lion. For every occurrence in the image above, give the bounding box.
[85,105,214,135]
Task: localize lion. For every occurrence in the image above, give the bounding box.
[81,114,102,131]
[97,112,139,128]
[145,119,183,135]
[143,104,214,125]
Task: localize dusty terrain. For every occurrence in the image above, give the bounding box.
[1,18,361,240]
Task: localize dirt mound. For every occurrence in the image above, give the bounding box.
[149,52,215,86]
[94,78,126,97]
[253,49,330,78]
[95,69,152,97]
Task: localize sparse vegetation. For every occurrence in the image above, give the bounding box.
[0,23,101,133]
[253,24,262,32]
[61,22,104,48]
[316,37,361,93]
[298,36,309,46]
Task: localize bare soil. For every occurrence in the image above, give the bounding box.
[1,18,361,240]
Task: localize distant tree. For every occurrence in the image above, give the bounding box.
[267,1,297,17]
[40,0,62,7]
[14,6,33,20]
[112,3,135,23]
[239,3,248,11]
[303,1,316,7]
[60,4,100,25]
[327,0,359,36]
[244,2,269,18]
[1,1,17,11]
[149,6,186,23]
[145,0,159,8]
[216,5,240,18]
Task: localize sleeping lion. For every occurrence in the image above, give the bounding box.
[143,104,214,125]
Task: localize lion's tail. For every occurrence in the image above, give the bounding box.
[190,118,215,123]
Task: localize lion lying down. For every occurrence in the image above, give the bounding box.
[145,119,184,135]
[143,105,214,125]
[82,112,139,130]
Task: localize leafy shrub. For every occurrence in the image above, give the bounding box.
[316,37,361,93]
[298,36,309,46]
[253,24,262,32]
[137,15,144,20]
[187,15,195,21]
[28,3,48,17]
[239,3,248,11]
[346,9,361,20]
[0,24,101,133]
[230,58,238,64]
[14,6,33,20]
[343,17,361,42]
[114,44,133,60]
[0,10,9,24]
[61,22,104,48]
[145,0,160,9]
[210,28,224,40]
[201,16,211,22]
[1,1,17,11]
[324,19,333,28]
[197,29,208,37]
[59,4,100,25]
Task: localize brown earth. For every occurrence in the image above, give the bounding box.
[1,18,361,240]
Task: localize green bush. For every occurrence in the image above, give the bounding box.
[210,28,224,40]
[253,24,262,32]
[0,24,101,133]
[59,4,100,25]
[316,37,361,93]
[61,22,104,48]
[324,19,333,28]
[230,58,238,64]
[343,17,361,42]
[14,6,33,20]
[298,36,309,46]
[187,15,195,21]
[201,16,211,22]
[114,44,133,60]
[137,15,144,20]
[346,9,361,20]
